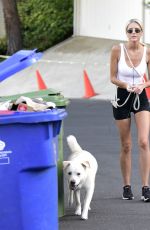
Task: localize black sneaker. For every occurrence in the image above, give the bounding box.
[122,185,134,200]
[141,186,150,202]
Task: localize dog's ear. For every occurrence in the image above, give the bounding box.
[63,161,71,169]
[81,161,90,169]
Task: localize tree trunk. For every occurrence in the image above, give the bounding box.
[2,0,22,55]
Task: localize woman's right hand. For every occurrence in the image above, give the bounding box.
[126,85,135,93]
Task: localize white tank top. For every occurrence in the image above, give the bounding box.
[117,43,147,85]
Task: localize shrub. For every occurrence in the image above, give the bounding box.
[18,0,73,51]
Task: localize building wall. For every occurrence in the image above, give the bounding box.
[74,0,150,44]
[144,4,150,43]
[0,0,5,38]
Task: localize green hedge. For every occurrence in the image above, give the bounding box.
[18,0,73,51]
[0,37,7,55]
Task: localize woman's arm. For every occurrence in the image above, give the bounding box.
[110,45,128,89]
[147,47,150,84]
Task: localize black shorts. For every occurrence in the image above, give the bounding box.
[112,88,150,120]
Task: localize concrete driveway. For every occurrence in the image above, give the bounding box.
[0,36,117,100]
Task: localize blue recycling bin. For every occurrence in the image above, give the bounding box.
[0,49,42,82]
[0,109,67,230]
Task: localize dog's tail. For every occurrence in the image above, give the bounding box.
[67,135,82,153]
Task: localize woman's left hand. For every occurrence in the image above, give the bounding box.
[132,84,145,94]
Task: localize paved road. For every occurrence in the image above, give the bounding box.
[60,99,150,230]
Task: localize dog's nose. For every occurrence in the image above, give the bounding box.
[70,181,76,186]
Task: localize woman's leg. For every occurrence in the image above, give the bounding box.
[135,111,150,187]
[116,118,132,186]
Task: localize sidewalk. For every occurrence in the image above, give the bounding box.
[60,99,150,230]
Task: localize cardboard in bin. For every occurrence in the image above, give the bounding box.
[0,49,42,82]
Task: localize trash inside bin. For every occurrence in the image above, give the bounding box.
[0,109,67,230]
[0,88,69,108]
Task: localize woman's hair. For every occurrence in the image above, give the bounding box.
[125,19,143,31]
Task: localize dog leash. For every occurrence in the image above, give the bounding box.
[112,89,140,111]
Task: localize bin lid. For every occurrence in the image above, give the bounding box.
[0,109,67,124]
[0,49,42,82]
[0,89,70,107]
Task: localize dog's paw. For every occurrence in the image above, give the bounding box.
[81,215,88,220]
[81,210,88,220]
[75,207,81,216]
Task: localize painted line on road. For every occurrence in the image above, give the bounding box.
[39,59,102,66]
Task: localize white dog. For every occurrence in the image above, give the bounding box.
[63,135,98,220]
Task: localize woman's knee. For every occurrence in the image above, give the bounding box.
[121,142,132,154]
[138,139,149,150]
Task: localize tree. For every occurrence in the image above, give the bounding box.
[2,0,22,55]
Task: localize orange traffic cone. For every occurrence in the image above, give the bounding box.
[36,70,47,90]
[83,69,98,98]
[144,74,150,99]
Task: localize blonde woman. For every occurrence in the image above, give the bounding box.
[110,19,150,201]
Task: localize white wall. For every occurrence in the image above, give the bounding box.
[144,4,150,43]
[74,0,150,43]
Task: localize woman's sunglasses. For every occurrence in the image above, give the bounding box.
[127,28,142,34]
